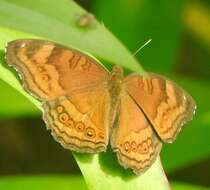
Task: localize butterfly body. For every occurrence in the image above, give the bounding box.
[107,65,124,128]
[108,65,124,98]
[5,39,196,174]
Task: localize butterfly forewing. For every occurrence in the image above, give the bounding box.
[125,73,196,143]
[6,39,109,100]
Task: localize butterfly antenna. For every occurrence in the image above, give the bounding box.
[132,39,152,57]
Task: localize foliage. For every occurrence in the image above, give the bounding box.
[0,0,209,189]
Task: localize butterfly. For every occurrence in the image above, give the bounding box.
[5,39,196,174]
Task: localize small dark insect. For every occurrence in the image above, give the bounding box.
[77,13,95,28]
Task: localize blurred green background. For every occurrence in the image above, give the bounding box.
[0,0,210,189]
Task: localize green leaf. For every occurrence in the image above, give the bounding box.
[160,74,210,172]
[0,0,143,72]
[172,181,210,190]
[0,79,38,118]
[93,0,185,73]
[0,0,169,190]
[0,175,208,190]
[162,112,210,172]
[0,175,87,190]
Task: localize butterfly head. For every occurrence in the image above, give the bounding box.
[111,65,124,81]
[112,65,123,75]
[110,65,124,85]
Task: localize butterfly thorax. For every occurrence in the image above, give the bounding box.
[108,66,124,127]
[108,65,124,99]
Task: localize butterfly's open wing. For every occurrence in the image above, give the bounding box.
[111,93,162,174]
[6,39,110,153]
[43,86,110,153]
[125,73,196,143]
[6,39,108,100]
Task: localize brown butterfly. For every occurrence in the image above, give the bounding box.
[5,39,196,174]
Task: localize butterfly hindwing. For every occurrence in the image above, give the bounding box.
[111,93,162,174]
[43,86,110,153]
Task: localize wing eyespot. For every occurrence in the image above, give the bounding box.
[75,122,85,132]
[85,127,96,138]
[138,142,149,154]
[98,132,104,139]
[131,141,137,152]
[58,112,70,124]
[123,141,131,152]
[147,138,152,146]
[66,118,74,127]
[56,105,64,113]
[40,74,50,81]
